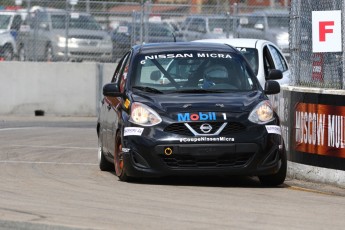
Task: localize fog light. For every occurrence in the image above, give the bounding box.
[164,147,173,156]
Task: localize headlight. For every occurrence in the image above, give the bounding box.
[248,100,274,124]
[58,36,66,43]
[129,102,162,126]
[276,32,289,47]
[57,36,67,47]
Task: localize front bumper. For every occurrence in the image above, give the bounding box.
[54,43,113,62]
[121,124,284,178]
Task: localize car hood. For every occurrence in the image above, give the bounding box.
[130,91,264,115]
[0,29,9,34]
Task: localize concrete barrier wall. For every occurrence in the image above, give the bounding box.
[0,62,115,116]
[280,85,345,188]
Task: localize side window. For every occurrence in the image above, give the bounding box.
[268,45,288,72]
[263,46,275,77]
[189,18,206,32]
[111,52,130,83]
[11,15,22,30]
[118,54,131,93]
[180,17,191,30]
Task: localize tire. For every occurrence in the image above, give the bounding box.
[114,131,136,182]
[259,146,287,186]
[98,132,114,171]
[3,45,14,61]
[45,44,53,62]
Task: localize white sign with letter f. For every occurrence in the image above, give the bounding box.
[312,10,342,52]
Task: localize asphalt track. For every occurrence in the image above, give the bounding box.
[1,116,345,230]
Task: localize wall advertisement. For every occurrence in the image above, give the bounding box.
[289,91,345,170]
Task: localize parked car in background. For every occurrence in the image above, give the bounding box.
[111,21,179,61]
[236,10,290,59]
[0,10,25,60]
[194,38,290,88]
[17,7,113,62]
[179,15,235,41]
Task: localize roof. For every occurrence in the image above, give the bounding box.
[193,38,273,49]
[251,9,289,16]
[108,4,189,14]
[134,42,238,54]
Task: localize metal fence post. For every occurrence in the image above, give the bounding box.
[342,0,345,89]
[232,3,238,38]
[290,0,302,86]
[65,0,69,62]
[96,63,103,115]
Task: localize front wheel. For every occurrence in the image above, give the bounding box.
[258,147,287,186]
[3,45,14,61]
[114,132,136,182]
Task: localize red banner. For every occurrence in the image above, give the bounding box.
[294,102,345,158]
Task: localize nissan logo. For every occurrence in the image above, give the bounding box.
[200,123,212,133]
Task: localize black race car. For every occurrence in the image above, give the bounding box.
[97,42,286,186]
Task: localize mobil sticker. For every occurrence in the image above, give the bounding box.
[177,112,227,122]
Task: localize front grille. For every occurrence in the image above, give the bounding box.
[161,152,253,168]
[164,122,246,136]
[70,52,110,56]
[69,35,103,40]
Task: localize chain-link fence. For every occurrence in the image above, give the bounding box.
[290,0,344,89]
[0,0,289,63]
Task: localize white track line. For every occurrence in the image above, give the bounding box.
[0,127,94,131]
[10,144,97,150]
[0,127,45,131]
[0,160,97,165]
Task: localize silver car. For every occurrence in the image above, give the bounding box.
[0,10,25,60]
[236,10,290,59]
[179,15,235,41]
[18,8,112,62]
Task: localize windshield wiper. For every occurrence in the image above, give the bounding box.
[171,89,224,93]
[132,86,163,94]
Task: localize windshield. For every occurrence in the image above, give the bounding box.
[240,15,289,29]
[132,51,257,93]
[235,47,259,75]
[208,18,233,33]
[51,14,102,30]
[0,15,11,30]
[116,23,174,36]
[267,16,289,28]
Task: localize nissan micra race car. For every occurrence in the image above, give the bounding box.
[97,42,287,186]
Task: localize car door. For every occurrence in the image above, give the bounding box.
[267,44,290,86]
[105,52,131,156]
[262,44,290,111]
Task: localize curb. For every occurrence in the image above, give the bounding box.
[288,161,345,189]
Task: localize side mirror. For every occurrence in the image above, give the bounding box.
[266,69,283,81]
[103,83,123,97]
[150,70,161,81]
[264,80,280,95]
